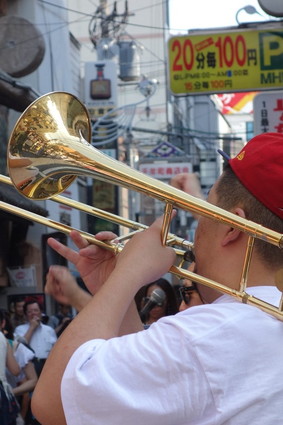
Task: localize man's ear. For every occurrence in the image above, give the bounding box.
[221,207,246,247]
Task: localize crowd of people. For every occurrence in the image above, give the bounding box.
[2,132,283,425]
[0,291,74,424]
[0,295,59,425]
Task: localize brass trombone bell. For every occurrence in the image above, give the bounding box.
[8,92,91,199]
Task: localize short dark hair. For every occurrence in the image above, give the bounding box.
[216,165,283,268]
[135,278,179,316]
[23,299,43,314]
[14,296,25,305]
[0,309,14,339]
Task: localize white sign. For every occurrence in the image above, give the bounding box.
[139,162,192,180]
[253,91,283,135]
[84,60,118,119]
[7,266,36,288]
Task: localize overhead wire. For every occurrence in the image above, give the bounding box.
[130,0,166,14]
[37,0,191,32]
[34,0,168,72]
[0,13,92,53]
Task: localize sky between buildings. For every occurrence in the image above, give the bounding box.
[169,0,278,33]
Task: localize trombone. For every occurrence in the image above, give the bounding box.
[5,91,283,320]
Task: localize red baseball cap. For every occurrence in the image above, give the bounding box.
[218,132,283,220]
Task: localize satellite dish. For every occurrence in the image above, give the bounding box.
[0,16,45,77]
[258,0,283,17]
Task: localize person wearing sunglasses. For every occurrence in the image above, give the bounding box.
[179,282,202,311]
[178,263,203,311]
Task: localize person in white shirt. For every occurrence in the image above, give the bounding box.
[32,132,283,425]
[14,300,57,376]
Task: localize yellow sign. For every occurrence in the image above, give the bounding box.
[168,28,283,95]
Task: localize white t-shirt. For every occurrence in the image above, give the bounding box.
[0,332,8,383]
[6,342,35,388]
[61,286,283,425]
[0,333,15,397]
[14,323,57,359]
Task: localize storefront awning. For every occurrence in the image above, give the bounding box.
[0,182,48,218]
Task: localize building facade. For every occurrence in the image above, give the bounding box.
[0,0,85,313]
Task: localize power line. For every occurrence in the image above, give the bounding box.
[0,12,92,53]
[131,0,166,14]
[38,0,94,18]
[36,0,168,68]
[38,0,191,33]
[130,125,242,141]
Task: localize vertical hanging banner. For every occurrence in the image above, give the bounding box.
[253,91,283,134]
[168,26,283,95]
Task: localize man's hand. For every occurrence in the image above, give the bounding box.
[47,230,118,295]
[45,265,92,312]
[113,214,176,290]
[29,316,41,330]
[170,173,203,199]
[170,173,204,220]
[45,266,80,305]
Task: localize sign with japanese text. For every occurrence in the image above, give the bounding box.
[168,27,283,95]
[139,162,192,180]
[253,91,283,134]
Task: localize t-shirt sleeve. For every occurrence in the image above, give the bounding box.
[14,325,24,337]
[15,343,34,368]
[49,327,57,345]
[61,319,211,425]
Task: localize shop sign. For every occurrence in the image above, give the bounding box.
[139,162,192,180]
[168,27,283,95]
[253,91,283,134]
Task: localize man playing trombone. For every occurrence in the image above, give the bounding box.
[32,132,283,425]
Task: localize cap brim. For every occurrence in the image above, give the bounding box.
[217,149,230,161]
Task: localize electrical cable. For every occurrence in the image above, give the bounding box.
[37,0,192,33]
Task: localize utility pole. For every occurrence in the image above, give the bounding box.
[89,0,134,62]
[99,0,110,39]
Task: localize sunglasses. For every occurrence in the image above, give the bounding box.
[183,249,195,263]
[179,283,197,305]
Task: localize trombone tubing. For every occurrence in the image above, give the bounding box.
[0,198,282,321]
[90,148,283,249]
[0,199,122,254]
[0,174,192,252]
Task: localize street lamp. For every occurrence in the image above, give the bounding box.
[235,5,262,25]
